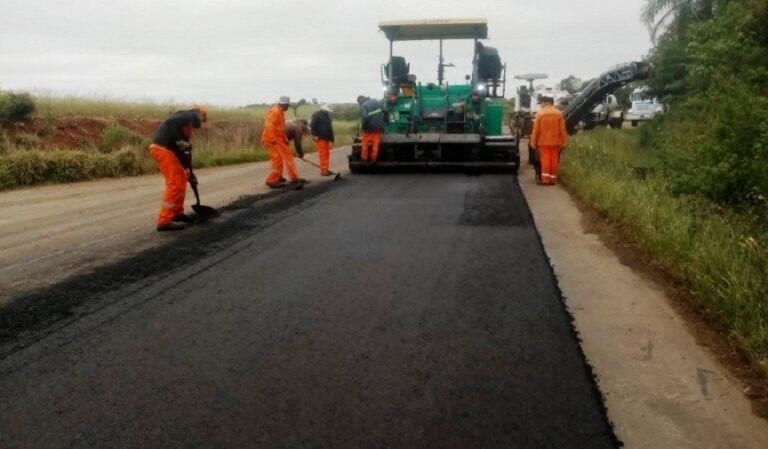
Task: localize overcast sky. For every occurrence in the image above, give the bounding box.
[0,0,652,106]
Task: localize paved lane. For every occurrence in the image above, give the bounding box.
[0,174,617,448]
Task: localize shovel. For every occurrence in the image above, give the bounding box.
[297,155,342,181]
[188,166,220,220]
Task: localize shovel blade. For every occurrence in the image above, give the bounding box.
[192,204,220,220]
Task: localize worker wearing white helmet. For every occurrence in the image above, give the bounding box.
[262,96,304,188]
[531,94,568,185]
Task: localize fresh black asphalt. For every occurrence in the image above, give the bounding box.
[0,174,619,448]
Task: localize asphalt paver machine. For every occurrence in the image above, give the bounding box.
[349,19,519,173]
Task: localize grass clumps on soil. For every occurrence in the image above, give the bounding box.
[99,123,149,153]
[561,128,768,361]
[0,149,143,190]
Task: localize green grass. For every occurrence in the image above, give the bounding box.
[561,128,768,361]
[32,95,327,122]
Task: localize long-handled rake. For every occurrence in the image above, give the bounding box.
[297,156,342,181]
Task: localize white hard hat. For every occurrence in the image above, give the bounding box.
[278,96,291,105]
[320,103,333,112]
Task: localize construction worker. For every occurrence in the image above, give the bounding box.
[149,104,208,232]
[262,96,304,189]
[286,119,310,158]
[357,95,387,163]
[310,104,335,176]
[531,94,568,185]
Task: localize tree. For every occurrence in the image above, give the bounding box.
[559,75,583,94]
[290,98,308,117]
[641,0,725,42]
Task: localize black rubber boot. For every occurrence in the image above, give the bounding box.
[172,213,196,223]
[157,222,185,232]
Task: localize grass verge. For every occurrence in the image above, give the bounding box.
[561,128,768,362]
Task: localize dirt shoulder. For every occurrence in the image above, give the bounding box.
[519,157,768,448]
[0,148,351,308]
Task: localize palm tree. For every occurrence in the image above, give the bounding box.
[642,0,721,42]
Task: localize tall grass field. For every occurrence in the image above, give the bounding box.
[0,96,357,190]
[562,128,768,362]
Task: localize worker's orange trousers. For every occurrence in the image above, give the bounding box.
[538,145,561,185]
[361,131,382,162]
[265,140,299,185]
[150,144,188,225]
[315,139,331,174]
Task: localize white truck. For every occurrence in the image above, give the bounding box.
[626,87,663,126]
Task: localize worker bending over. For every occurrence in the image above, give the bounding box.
[310,104,335,176]
[149,104,208,232]
[262,96,304,189]
[286,119,310,159]
[357,95,387,163]
[531,94,568,185]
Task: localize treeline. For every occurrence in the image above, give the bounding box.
[644,0,768,207]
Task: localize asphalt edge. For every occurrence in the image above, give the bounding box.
[0,178,343,360]
[515,176,624,448]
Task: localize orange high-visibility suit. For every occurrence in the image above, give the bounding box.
[262,105,299,185]
[361,131,382,162]
[150,109,202,226]
[150,144,188,225]
[531,104,568,185]
[315,139,331,174]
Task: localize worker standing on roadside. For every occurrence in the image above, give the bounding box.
[310,104,335,176]
[149,104,208,232]
[531,94,568,186]
[262,96,304,189]
[357,95,387,163]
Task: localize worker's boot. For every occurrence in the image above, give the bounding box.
[266,182,285,189]
[172,213,196,223]
[156,222,185,232]
[288,178,306,190]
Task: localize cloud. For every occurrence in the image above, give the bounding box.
[0,0,651,105]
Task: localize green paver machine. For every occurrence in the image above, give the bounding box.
[349,19,519,173]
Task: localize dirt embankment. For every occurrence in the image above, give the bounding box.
[2,117,264,151]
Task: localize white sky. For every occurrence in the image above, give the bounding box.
[0,0,652,106]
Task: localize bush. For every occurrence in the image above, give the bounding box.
[13,133,42,150]
[99,123,147,153]
[562,131,768,359]
[656,79,768,205]
[0,149,146,190]
[0,91,36,122]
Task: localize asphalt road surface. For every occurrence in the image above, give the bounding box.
[0,173,619,448]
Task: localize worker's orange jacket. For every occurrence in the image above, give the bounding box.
[531,105,568,148]
[261,105,288,145]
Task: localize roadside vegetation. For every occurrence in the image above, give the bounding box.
[0,95,358,190]
[563,0,768,360]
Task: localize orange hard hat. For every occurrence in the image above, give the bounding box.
[192,104,209,122]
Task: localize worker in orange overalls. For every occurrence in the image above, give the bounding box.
[531,94,568,185]
[149,104,208,232]
[310,104,335,175]
[262,96,304,189]
[357,95,388,163]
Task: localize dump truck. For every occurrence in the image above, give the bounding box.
[348,19,519,173]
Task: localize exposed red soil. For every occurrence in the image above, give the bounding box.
[2,117,261,150]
